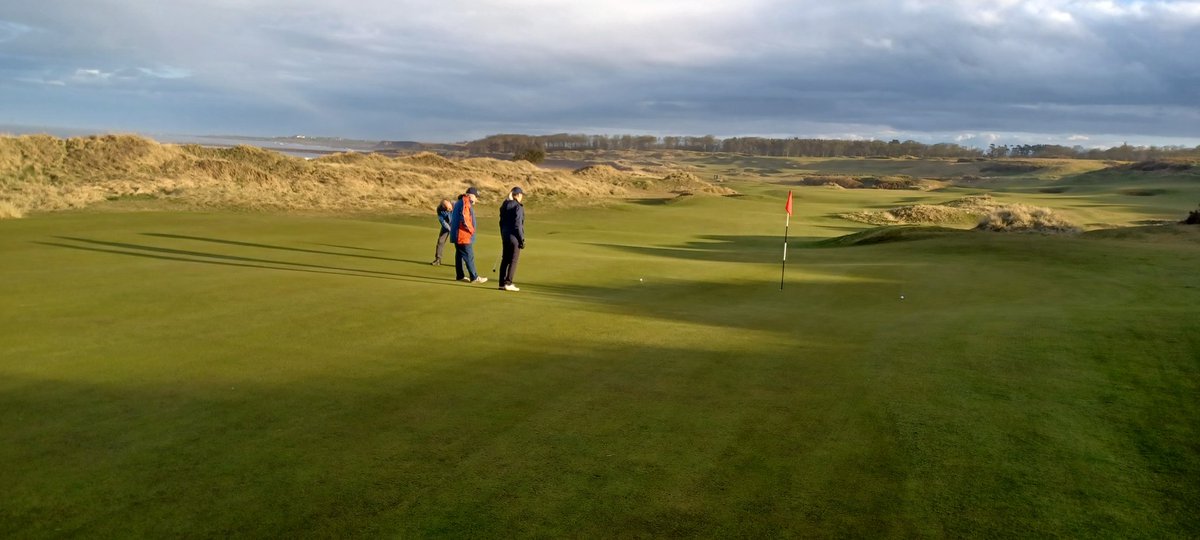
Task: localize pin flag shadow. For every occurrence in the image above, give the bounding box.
[781,190,793,290]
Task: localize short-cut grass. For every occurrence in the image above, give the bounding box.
[1,174,1199,536]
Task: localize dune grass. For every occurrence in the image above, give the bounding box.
[1,180,1199,537]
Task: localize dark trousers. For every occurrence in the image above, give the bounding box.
[499,234,521,286]
[454,242,477,280]
[434,230,449,261]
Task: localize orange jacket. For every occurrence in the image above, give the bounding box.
[453,196,476,244]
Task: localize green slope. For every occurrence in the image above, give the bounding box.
[1,185,1198,537]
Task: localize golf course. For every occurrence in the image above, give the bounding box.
[2,145,1199,537]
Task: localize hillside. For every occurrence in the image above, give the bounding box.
[0,135,734,218]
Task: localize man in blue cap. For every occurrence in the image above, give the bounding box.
[497,186,525,291]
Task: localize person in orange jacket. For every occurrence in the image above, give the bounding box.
[447,187,487,283]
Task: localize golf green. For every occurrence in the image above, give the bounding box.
[2,184,1198,537]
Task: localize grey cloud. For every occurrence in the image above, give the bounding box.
[1,1,1198,146]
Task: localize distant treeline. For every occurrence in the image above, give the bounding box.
[466,133,1200,161]
[985,143,1200,161]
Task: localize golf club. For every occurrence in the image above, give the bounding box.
[492,252,501,273]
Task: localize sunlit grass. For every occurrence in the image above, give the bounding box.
[1,176,1198,537]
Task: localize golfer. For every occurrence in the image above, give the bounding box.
[448,187,487,284]
[497,186,525,291]
[430,199,452,266]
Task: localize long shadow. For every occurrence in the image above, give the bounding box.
[143,233,424,265]
[588,235,831,264]
[45,237,455,287]
[526,271,903,334]
[306,242,382,252]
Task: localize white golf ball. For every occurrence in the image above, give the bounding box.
[900,295,905,300]
[639,278,644,282]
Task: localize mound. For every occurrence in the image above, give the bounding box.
[980,161,1045,174]
[1127,160,1195,172]
[795,175,925,190]
[316,152,394,166]
[840,204,976,226]
[942,194,1003,212]
[838,194,1001,226]
[975,204,1079,233]
[0,134,736,217]
[1084,224,1200,242]
[657,171,737,195]
[399,151,457,168]
[573,164,621,177]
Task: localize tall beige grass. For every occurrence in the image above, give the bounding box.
[839,194,1001,225]
[0,200,23,219]
[975,204,1080,233]
[0,135,735,217]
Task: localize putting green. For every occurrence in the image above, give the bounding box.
[2,181,1198,537]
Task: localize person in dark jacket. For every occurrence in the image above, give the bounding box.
[448,187,487,284]
[497,186,526,291]
[431,199,453,265]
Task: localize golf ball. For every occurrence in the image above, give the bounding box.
[639,278,644,282]
[900,295,905,300]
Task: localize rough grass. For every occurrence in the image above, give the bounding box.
[791,174,932,190]
[0,200,22,219]
[976,203,1080,233]
[0,135,734,218]
[839,194,1002,226]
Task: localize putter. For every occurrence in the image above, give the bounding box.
[492,252,501,273]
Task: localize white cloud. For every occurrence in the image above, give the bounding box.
[0,20,34,42]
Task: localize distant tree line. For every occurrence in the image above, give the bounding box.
[465,133,1200,161]
[986,143,1200,161]
[465,133,980,158]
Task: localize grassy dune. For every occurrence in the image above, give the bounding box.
[0,135,733,218]
[2,170,1199,536]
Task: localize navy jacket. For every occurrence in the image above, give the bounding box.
[499,199,525,245]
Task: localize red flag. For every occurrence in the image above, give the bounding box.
[785,190,793,216]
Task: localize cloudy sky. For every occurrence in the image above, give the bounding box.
[2,0,1198,147]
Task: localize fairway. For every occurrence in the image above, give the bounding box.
[2,183,1199,537]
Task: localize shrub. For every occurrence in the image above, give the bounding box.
[975,204,1079,233]
[1184,205,1200,225]
[0,200,24,219]
[513,148,545,164]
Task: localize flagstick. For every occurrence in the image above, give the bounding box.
[780,212,789,290]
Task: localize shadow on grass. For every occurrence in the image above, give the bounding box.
[626,197,677,206]
[306,242,382,252]
[529,270,903,334]
[587,235,828,264]
[586,227,947,265]
[1,335,919,538]
[143,233,424,265]
[40,237,457,287]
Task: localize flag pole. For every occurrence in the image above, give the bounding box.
[781,190,793,290]
[780,213,789,290]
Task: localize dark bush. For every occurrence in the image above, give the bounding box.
[1184,205,1200,225]
[1129,160,1194,172]
[513,148,545,164]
